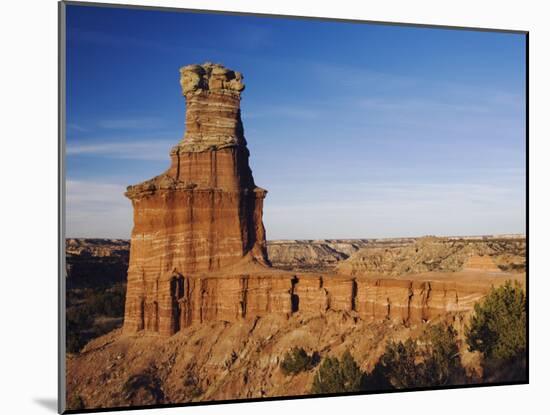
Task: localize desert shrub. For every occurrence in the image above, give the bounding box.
[67,305,94,328]
[87,285,126,317]
[66,306,94,353]
[481,353,527,383]
[466,281,526,361]
[280,347,319,375]
[65,284,126,354]
[420,323,465,386]
[182,371,203,399]
[123,372,164,405]
[311,350,364,394]
[367,323,465,389]
[466,281,527,382]
[374,339,419,389]
[66,332,87,354]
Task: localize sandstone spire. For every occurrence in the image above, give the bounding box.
[123,63,269,336]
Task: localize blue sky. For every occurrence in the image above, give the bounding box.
[65,4,526,240]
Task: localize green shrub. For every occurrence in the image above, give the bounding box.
[466,281,527,382]
[65,284,127,354]
[280,347,318,375]
[368,323,465,389]
[87,285,126,317]
[311,350,364,394]
[375,339,419,389]
[420,323,465,386]
[466,280,526,361]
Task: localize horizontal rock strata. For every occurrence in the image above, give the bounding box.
[123,272,515,336]
[123,63,269,336]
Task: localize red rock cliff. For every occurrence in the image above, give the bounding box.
[123,63,269,336]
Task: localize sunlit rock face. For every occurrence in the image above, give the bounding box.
[121,64,522,339]
[123,63,269,336]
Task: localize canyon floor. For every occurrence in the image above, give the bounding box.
[65,236,526,410]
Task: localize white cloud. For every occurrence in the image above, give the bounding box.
[263,180,525,240]
[66,139,175,161]
[244,106,321,120]
[67,123,88,132]
[357,97,491,114]
[65,180,132,238]
[98,117,165,130]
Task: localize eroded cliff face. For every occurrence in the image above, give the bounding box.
[67,267,524,409]
[123,63,269,336]
[123,270,522,338]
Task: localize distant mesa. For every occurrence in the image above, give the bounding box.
[336,237,525,276]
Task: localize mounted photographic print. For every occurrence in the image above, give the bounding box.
[59,1,528,413]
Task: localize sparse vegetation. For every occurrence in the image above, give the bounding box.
[280,347,319,375]
[123,371,164,405]
[66,284,126,353]
[311,350,364,394]
[466,281,527,382]
[182,371,203,399]
[466,281,526,360]
[420,323,466,386]
[365,323,465,389]
[372,338,420,389]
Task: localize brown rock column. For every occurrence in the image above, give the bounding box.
[123,63,269,336]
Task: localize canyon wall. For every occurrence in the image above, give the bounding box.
[123,271,507,336]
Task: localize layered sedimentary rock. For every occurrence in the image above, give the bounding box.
[126,271,520,334]
[123,63,269,336]
[336,237,526,276]
[267,239,371,270]
[462,255,501,272]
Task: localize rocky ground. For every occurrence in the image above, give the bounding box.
[67,310,480,410]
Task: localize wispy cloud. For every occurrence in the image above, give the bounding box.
[66,180,132,238]
[69,29,169,52]
[308,61,523,115]
[244,106,321,120]
[357,97,491,115]
[264,180,525,240]
[67,139,175,161]
[67,123,88,132]
[310,62,417,90]
[98,116,165,130]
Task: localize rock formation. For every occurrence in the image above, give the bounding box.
[336,237,526,276]
[120,63,525,338]
[123,63,269,336]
